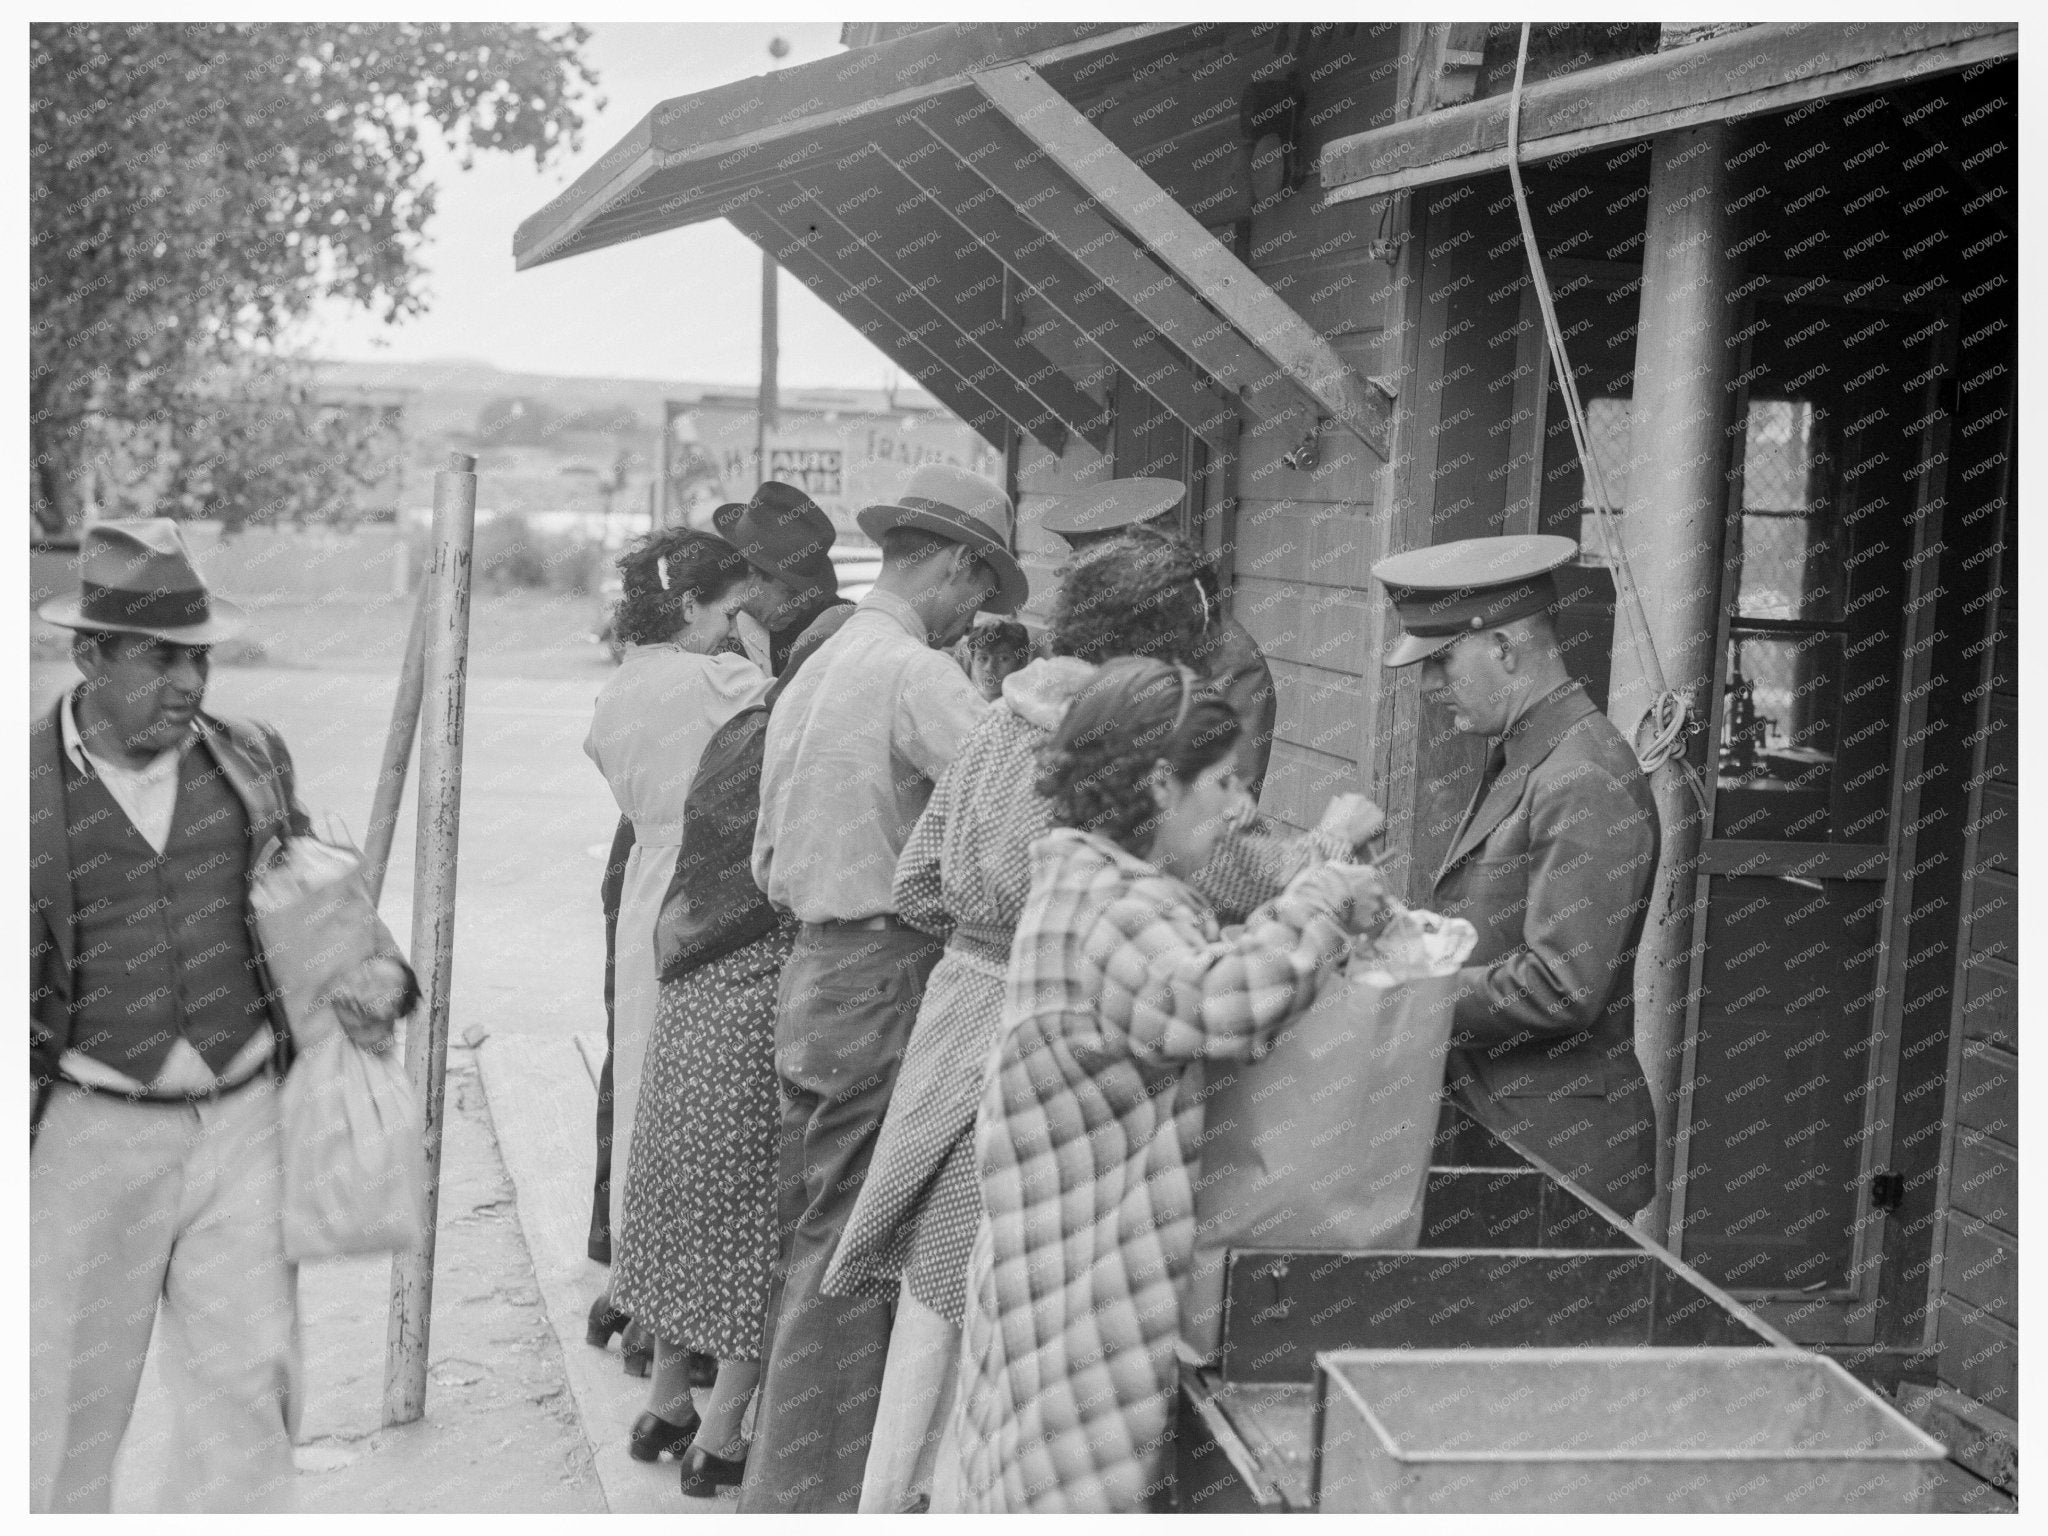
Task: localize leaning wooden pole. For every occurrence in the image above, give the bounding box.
[384,452,478,1425]
[1608,123,1737,1234]
[362,588,430,906]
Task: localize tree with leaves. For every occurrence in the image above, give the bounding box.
[30,22,601,533]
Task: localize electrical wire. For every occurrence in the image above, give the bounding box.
[1504,24,1707,813]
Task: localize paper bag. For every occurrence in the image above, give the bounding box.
[1181,959,1463,1358]
[279,1030,428,1260]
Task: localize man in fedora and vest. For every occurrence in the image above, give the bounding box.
[587,482,843,1283]
[743,464,1021,1512]
[29,520,399,1510]
[1040,477,1279,797]
[1372,535,1660,1221]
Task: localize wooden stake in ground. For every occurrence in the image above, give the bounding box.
[362,588,429,906]
[385,452,478,1426]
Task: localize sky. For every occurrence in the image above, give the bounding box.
[306,22,896,390]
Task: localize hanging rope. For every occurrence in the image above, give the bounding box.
[1503,24,1707,812]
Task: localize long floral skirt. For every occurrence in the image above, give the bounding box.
[610,922,792,1358]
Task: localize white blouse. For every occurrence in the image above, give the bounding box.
[584,645,768,843]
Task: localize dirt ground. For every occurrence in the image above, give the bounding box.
[114,1048,603,1513]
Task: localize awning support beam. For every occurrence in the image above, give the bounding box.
[724,200,1029,453]
[920,102,1272,410]
[1321,21,2016,205]
[872,133,1240,448]
[971,63,1390,461]
[784,166,1109,452]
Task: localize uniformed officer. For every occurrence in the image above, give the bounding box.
[1373,534,1659,1220]
[1041,478,1279,798]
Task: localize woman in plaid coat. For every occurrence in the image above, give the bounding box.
[949,660,1382,1512]
[828,536,1378,1513]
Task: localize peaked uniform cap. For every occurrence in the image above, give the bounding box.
[38,518,246,642]
[856,462,1028,614]
[1371,534,1578,667]
[1040,477,1185,541]
[713,481,841,610]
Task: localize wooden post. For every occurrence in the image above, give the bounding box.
[1608,123,1737,1228]
[361,591,429,906]
[1367,22,1453,897]
[756,249,779,483]
[383,452,478,1426]
[655,406,671,530]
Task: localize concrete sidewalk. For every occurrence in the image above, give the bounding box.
[475,1027,728,1513]
[112,1044,602,1513]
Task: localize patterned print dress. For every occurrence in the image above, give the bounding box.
[824,659,1343,1324]
[611,919,793,1359]
[953,830,1355,1512]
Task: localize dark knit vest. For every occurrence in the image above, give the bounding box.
[64,740,273,1081]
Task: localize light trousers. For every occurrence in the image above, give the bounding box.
[30,1078,300,1513]
[858,1290,961,1512]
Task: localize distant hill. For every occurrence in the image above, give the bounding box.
[318,357,940,442]
[313,357,953,519]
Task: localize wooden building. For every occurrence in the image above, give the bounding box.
[515,21,2017,1501]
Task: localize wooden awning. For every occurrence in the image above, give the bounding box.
[1321,21,2016,204]
[515,22,1389,460]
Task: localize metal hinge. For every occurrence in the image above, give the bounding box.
[1870,1170,1905,1213]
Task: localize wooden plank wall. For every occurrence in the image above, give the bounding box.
[1002,25,1416,834]
[1226,34,1405,833]
[1933,473,2018,1422]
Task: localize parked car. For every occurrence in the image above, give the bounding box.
[831,542,882,605]
[592,573,626,663]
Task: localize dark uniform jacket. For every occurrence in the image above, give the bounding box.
[30,697,312,1133]
[1430,680,1659,1216]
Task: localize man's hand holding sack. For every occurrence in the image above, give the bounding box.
[250,832,427,1259]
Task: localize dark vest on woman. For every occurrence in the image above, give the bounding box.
[653,705,778,982]
[62,743,273,1081]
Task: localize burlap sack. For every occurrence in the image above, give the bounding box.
[279,1030,427,1260]
[249,835,398,1051]
[251,834,424,1258]
[1181,961,1463,1359]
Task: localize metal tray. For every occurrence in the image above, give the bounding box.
[1313,1348,1944,1513]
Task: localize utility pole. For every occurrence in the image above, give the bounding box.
[755,34,790,486]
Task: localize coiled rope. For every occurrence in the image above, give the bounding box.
[1503,24,1707,811]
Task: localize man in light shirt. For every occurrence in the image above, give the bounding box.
[744,465,1024,1513]
[30,519,407,1511]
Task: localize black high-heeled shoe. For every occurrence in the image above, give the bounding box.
[677,1442,748,1498]
[586,1295,629,1349]
[628,1407,701,1463]
[685,1350,718,1390]
[621,1321,653,1378]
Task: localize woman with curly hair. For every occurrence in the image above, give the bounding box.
[948,660,1384,1512]
[825,533,1381,1511]
[581,529,766,1406]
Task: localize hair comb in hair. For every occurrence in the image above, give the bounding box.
[1168,663,1198,737]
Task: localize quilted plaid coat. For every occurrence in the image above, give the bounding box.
[953,828,1355,1512]
[826,657,1348,1321]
